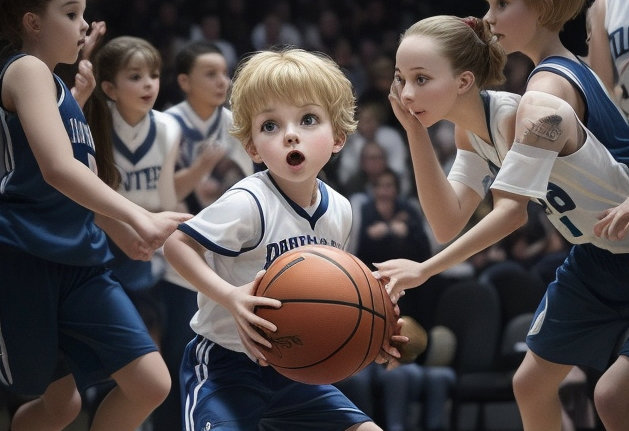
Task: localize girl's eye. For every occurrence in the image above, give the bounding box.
[261,121,277,132]
[302,114,319,126]
[67,13,77,19]
[416,76,428,85]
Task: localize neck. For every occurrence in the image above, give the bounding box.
[449,91,491,144]
[522,30,575,66]
[187,97,218,121]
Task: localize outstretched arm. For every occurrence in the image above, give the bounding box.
[376,91,579,301]
[6,57,190,250]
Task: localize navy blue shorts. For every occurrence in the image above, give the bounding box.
[0,244,157,396]
[527,243,629,371]
[180,336,372,431]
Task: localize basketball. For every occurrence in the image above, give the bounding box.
[254,244,395,384]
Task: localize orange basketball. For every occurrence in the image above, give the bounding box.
[254,244,395,384]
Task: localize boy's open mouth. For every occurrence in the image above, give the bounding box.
[287,150,305,166]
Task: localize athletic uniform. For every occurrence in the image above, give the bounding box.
[107,102,179,291]
[0,54,155,395]
[178,171,371,431]
[158,102,253,431]
[605,0,629,116]
[447,90,521,197]
[447,82,629,370]
[497,58,629,371]
[166,101,253,214]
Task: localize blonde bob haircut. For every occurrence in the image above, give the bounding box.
[525,0,586,32]
[229,48,357,150]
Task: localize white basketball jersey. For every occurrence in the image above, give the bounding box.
[110,103,179,211]
[180,171,352,355]
[493,119,629,254]
[165,101,253,177]
[605,0,629,115]
[447,91,520,196]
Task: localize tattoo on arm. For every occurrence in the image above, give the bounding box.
[521,114,563,144]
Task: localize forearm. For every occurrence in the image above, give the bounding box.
[421,196,528,279]
[44,159,148,227]
[407,128,471,241]
[174,160,218,199]
[164,231,234,301]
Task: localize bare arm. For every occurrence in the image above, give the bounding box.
[94,214,152,261]
[587,0,616,94]
[71,21,107,108]
[375,191,529,301]
[174,140,227,199]
[376,91,577,301]
[5,57,190,249]
[388,87,482,243]
[163,230,282,361]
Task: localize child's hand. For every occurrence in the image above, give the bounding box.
[82,21,107,61]
[373,258,428,303]
[376,315,407,365]
[389,81,427,132]
[135,210,193,250]
[228,271,283,363]
[594,197,629,240]
[199,139,228,168]
[72,59,96,108]
[71,21,107,108]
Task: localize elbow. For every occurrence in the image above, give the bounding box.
[41,165,71,191]
[507,207,529,234]
[433,226,463,245]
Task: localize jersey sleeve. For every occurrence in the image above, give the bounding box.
[447,149,494,198]
[179,188,262,255]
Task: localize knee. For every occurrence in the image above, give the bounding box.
[594,378,623,421]
[56,390,82,425]
[118,353,172,408]
[512,365,536,402]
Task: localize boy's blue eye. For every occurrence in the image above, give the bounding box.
[302,114,318,126]
[261,121,276,132]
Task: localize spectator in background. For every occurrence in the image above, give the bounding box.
[337,102,411,198]
[342,141,389,198]
[349,168,431,268]
[251,12,303,50]
[303,8,343,56]
[189,12,238,73]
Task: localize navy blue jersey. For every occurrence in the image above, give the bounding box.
[530,56,629,164]
[0,54,111,266]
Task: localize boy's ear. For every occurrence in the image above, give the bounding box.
[457,71,476,94]
[331,133,346,154]
[177,73,190,93]
[100,81,116,101]
[246,139,263,163]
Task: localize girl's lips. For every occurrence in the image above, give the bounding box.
[286,150,305,166]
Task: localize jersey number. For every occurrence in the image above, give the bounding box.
[538,183,583,237]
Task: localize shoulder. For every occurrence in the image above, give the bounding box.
[489,90,520,146]
[2,56,55,106]
[324,182,352,212]
[153,109,182,140]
